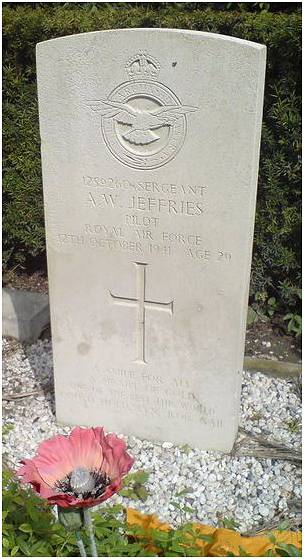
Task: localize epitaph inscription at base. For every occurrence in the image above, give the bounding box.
[37,29,266,451]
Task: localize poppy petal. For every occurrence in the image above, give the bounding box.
[68,426,104,471]
[92,426,106,443]
[32,434,76,487]
[102,434,134,478]
[17,459,58,499]
[17,459,49,489]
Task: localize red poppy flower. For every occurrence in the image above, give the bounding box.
[17,426,134,509]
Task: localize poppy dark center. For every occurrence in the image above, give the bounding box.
[55,467,111,500]
[70,467,95,493]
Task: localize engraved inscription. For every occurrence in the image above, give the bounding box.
[88,52,198,170]
[82,176,207,216]
[57,225,233,263]
[110,262,173,364]
[57,368,224,430]
[82,176,208,197]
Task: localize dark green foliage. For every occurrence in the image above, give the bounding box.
[2,469,149,557]
[119,469,150,501]
[3,469,77,557]
[3,67,44,272]
[3,4,301,316]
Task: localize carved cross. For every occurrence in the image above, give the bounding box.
[110,262,173,364]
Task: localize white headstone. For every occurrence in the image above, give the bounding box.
[37,29,266,451]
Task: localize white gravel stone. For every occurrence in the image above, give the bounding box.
[2,337,302,533]
[258,504,269,517]
[162,441,174,449]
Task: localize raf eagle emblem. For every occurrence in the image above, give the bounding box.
[89,99,197,146]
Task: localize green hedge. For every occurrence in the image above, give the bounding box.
[3,4,301,314]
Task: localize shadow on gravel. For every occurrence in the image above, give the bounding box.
[24,336,56,418]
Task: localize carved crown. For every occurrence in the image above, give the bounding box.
[125,52,160,81]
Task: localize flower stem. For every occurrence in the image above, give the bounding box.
[84,509,98,557]
[76,531,87,557]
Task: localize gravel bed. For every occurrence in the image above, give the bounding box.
[3,337,302,534]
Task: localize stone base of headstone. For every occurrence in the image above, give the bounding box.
[244,357,301,379]
[2,288,50,343]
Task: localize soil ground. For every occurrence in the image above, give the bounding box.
[3,270,48,294]
[245,321,301,365]
[3,271,302,364]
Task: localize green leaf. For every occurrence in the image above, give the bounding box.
[268,533,277,544]
[19,523,33,533]
[239,546,252,556]
[18,541,32,556]
[170,501,182,509]
[2,510,8,521]
[265,550,276,557]
[277,519,291,531]
[176,487,192,496]
[283,313,293,320]
[119,488,134,497]
[275,543,301,557]
[247,306,259,325]
[184,506,195,513]
[135,486,149,501]
[198,534,215,544]
[13,496,26,506]
[2,537,9,548]
[134,470,149,484]
[151,529,170,542]
[121,469,149,488]
[222,518,239,530]
[169,543,187,553]
[185,548,201,557]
